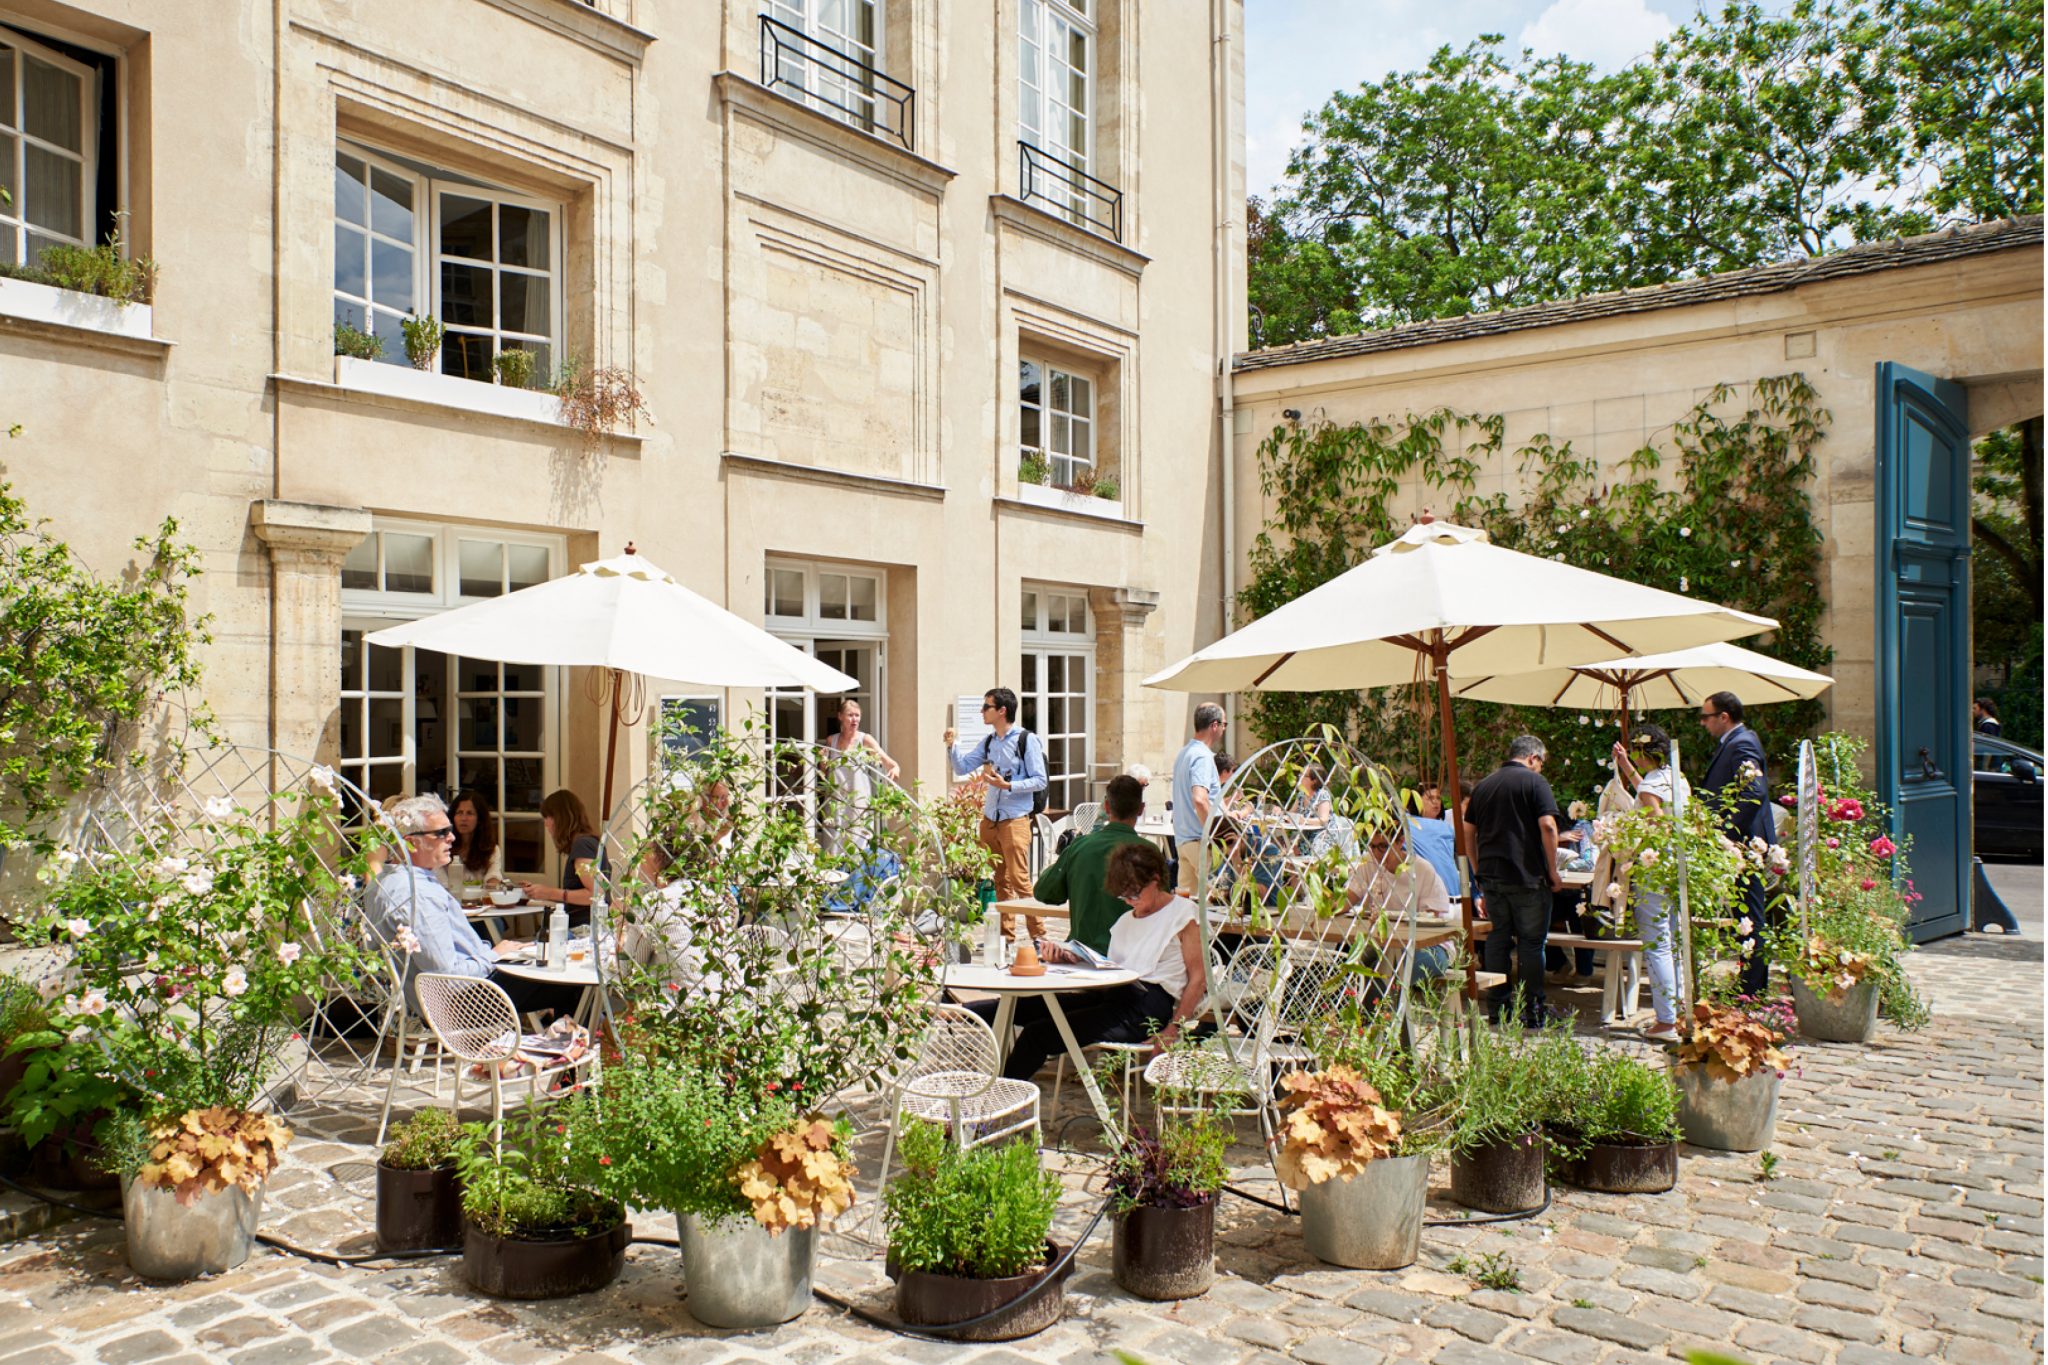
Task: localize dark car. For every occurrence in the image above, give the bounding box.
[1973,734,2044,861]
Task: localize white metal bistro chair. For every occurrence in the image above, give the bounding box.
[872,1004,1040,1200]
[373,944,447,1147]
[1146,941,1291,1146]
[414,973,597,1138]
[1051,1039,1148,1120]
[1068,802,1104,838]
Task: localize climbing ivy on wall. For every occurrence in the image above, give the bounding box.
[1237,374,1832,802]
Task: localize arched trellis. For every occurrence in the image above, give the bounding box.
[58,743,407,1114]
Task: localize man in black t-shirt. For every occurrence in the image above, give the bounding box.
[1463,734,1565,1027]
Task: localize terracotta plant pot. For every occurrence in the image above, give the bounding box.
[1790,976,1879,1044]
[1112,1199,1216,1300]
[1449,1128,1547,1214]
[374,1161,463,1252]
[461,1212,629,1299]
[1548,1127,1679,1194]
[895,1240,1071,1341]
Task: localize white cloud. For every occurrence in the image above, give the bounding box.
[1518,0,1676,69]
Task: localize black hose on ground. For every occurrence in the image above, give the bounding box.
[1221,1176,1555,1227]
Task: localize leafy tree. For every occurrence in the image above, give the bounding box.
[1876,0,2044,221]
[1972,418,2043,747]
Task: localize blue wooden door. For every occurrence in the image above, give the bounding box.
[1874,362,1971,941]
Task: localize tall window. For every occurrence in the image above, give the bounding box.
[1020,586,1093,812]
[764,559,887,752]
[0,27,94,268]
[763,0,884,131]
[1019,0,1091,192]
[1020,359,1093,488]
[333,143,560,381]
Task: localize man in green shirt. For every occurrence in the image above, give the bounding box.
[1035,774,1151,953]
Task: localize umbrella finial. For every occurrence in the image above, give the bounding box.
[1415,508,1435,525]
[624,541,637,556]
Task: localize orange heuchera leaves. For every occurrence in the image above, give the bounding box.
[739,1117,857,1233]
[1799,936,1875,1000]
[1675,1001,1789,1083]
[139,1107,292,1206]
[1272,1066,1402,1192]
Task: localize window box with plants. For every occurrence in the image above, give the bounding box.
[1015,453,1123,518]
[884,1124,1070,1341]
[1544,1044,1683,1194]
[376,1109,464,1252]
[1100,1051,1233,1300]
[452,1105,629,1300]
[0,229,158,342]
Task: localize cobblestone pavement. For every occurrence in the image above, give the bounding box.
[0,932,2040,1365]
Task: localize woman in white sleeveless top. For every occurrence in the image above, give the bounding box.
[821,700,899,854]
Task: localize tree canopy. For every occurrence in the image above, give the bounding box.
[1253,0,2043,342]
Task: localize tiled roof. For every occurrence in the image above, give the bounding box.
[1234,215,2045,373]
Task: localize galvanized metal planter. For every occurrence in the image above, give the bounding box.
[1674,1063,1782,1152]
[1296,1153,1429,1270]
[678,1212,818,1328]
[1449,1129,1547,1213]
[1790,976,1879,1043]
[123,1177,263,1281]
[1112,1199,1216,1300]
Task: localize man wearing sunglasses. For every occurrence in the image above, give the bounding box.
[1699,692,1777,994]
[943,687,1048,940]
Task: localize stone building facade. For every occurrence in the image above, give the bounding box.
[0,0,1246,878]
[1226,219,2045,752]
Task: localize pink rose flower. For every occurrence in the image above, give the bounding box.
[1869,835,1896,858]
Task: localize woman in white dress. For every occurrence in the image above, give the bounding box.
[821,700,899,854]
[1611,725,1689,1038]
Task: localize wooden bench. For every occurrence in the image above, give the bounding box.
[1469,922,1645,1023]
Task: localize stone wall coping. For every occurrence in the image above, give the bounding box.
[476,0,655,62]
[990,194,1149,279]
[714,73,957,199]
[722,450,946,501]
[0,275,170,360]
[272,366,646,447]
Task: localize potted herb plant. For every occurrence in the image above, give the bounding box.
[1099,1050,1233,1300]
[1274,1064,1422,1269]
[1546,1045,1682,1194]
[885,1123,1069,1341]
[376,1109,463,1252]
[1441,1014,1570,1214]
[1670,999,1789,1152]
[452,1106,629,1300]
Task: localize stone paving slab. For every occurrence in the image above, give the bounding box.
[0,932,2040,1364]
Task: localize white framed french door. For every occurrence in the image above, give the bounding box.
[1020,585,1094,813]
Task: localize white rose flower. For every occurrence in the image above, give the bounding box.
[1606,882,1623,900]
[1640,848,1659,866]
[181,868,215,897]
[65,917,91,939]
[395,925,422,954]
[1679,576,1689,592]
[66,1024,91,1044]
[1579,509,1590,520]
[222,967,248,997]
[1679,527,1692,538]
[1738,917,1754,935]
[78,989,108,1015]
[204,796,236,820]
[308,764,339,794]
[277,942,303,966]
[1579,715,1589,726]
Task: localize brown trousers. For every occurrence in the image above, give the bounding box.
[979,814,1042,939]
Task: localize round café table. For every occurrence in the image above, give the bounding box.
[942,961,1140,1137]
[493,952,606,1036]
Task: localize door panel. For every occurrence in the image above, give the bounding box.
[1874,362,1971,940]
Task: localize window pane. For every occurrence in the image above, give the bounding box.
[367,640,403,692]
[335,153,367,226]
[1049,695,1066,735]
[820,572,848,620]
[340,701,364,760]
[1020,404,1040,451]
[1020,360,1041,406]
[849,575,877,621]
[1022,653,1038,690]
[369,697,406,759]
[370,308,409,367]
[341,536,377,591]
[459,540,504,598]
[459,697,499,751]
[1070,375,1092,412]
[440,262,493,327]
[371,237,413,310]
[340,631,364,692]
[499,204,548,269]
[22,55,80,152]
[0,132,15,217]
[1021,589,1037,628]
[0,44,14,131]
[1070,417,1091,463]
[1048,654,1065,691]
[370,167,414,244]
[333,224,366,298]
[1050,413,1070,457]
[769,567,804,617]
[440,194,493,261]
[1050,370,1069,412]
[442,331,493,381]
[502,659,546,693]
[500,271,549,336]
[23,145,81,240]
[382,533,434,594]
[455,656,500,693]
[507,543,549,593]
[502,814,543,875]
[505,696,543,753]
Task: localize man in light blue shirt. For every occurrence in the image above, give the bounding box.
[944,687,1048,938]
[1169,702,1227,894]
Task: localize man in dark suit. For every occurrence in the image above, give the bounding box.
[1699,691,1776,995]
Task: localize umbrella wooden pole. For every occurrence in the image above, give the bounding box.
[601,667,623,820]
[1617,683,1633,746]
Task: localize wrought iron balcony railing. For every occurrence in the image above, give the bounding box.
[759,15,914,152]
[1018,141,1122,243]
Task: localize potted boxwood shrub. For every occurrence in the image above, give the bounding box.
[1441,1014,1572,1214]
[452,1106,628,1300]
[1100,1050,1233,1300]
[1669,999,1789,1152]
[1547,1045,1683,1194]
[885,1123,1068,1341]
[377,1109,463,1252]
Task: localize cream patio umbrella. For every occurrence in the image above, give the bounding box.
[1145,520,1777,980]
[1450,641,1833,743]
[365,545,855,814]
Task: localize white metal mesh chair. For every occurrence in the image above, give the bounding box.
[414,973,596,1137]
[1068,802,1104,837]
[1052,1039,1148,1119]
[1146,941,1290,1145]
[872,1003,1041,1200]
[373,943,446,1147]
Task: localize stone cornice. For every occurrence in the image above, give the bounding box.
[251,500,373,559]
[990,195,1149,280]
[714,73,956,199]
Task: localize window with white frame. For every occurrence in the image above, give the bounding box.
[1020,585,1093,812]
[1019,0,1092,202]
[0,24,113,269]
[764,558,887,752]
[763,0,884,131]
[333,142,560,382]
[340,522,564,874]
[1019,358,1094,489]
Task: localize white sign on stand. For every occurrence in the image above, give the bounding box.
[952,695,995,754]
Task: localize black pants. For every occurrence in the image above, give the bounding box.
[1483,883,1551,1025]
[490,969,587,1020]
[970,981,1176,1082]
[1737,870,1773,996]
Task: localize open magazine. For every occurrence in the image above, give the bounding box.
[1059,939,1117,969]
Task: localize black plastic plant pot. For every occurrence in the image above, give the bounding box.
[895,1240,1071,1341]
[461,1213,629,1299]
[1449,1128,1547,1213]
[1548,1126,1679,1194]
[1113,1199,1217,1300]
[375,1161,463,1253]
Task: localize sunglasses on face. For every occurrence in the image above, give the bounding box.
[411,826,457,841]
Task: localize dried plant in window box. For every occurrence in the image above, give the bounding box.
[1673,1000,1788,1082]
[554,356,651,449]
[1272,1065,1402,1191]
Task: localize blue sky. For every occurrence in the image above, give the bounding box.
[1245,0,1698,201]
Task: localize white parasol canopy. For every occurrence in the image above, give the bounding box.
[1144,521,1777,693]
[1450,641,1832,714]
